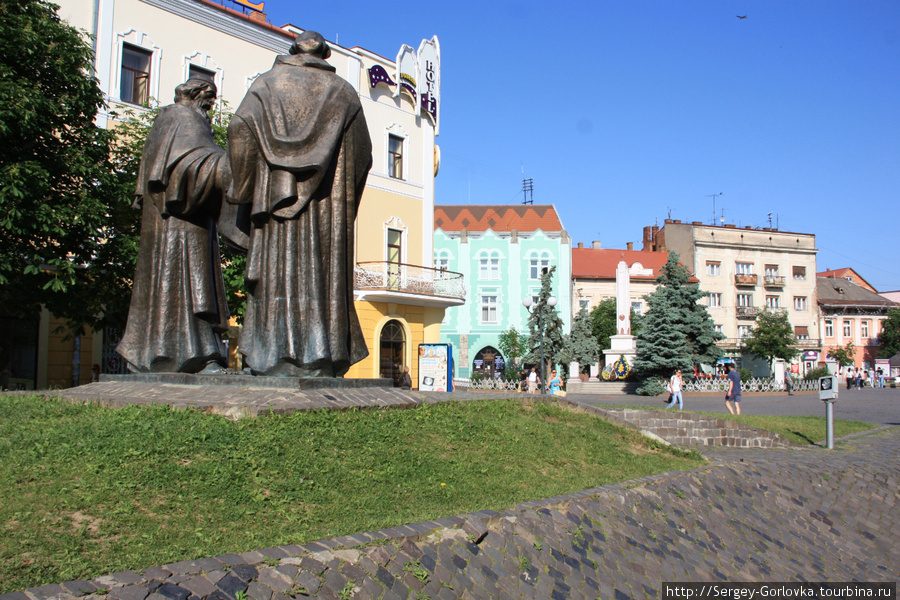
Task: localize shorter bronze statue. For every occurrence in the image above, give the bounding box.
[117,75,232,374]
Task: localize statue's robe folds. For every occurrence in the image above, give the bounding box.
[117,104,230,373]
[228,53,373,377]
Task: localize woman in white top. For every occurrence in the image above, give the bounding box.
[666,369,684,410]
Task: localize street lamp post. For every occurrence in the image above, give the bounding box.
[523,295,557,394]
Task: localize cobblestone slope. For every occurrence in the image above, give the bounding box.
[5,426,897,600]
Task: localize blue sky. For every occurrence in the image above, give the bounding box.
[253,0,900,291]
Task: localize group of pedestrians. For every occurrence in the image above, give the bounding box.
[843,366,886,389]
[666,363,742,414]
[521,367,563,395]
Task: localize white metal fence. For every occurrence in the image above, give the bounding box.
[663,377,820,393]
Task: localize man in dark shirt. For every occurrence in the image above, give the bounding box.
[725,363,742,415]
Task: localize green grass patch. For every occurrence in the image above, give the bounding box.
[687,413,876,445]
[0,395,703,593]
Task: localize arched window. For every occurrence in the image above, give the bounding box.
[528,251,552,279]
[379,320,406,387]
[477,250,501,280]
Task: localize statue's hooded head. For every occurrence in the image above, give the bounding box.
[290,31,331,60]
[175,75,218,112]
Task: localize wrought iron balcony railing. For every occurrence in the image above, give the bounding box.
[763,275,786,287]
[734,274,758,286]
[716,337,821,349]
[355,262,466,300]
[736,306,761,319]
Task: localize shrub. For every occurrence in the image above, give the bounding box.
[804,366,831,381]
[738,368,753,383]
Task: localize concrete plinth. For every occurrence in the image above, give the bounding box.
[100,373,392,390]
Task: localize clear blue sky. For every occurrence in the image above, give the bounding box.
[254,0,900,291]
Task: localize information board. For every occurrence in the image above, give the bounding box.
[418,343,451,392]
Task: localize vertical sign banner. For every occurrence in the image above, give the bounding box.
[416,36,440,132]
[418,343,450,392]
[395,45,418,103]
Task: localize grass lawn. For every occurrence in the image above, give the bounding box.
[687,413,877,445]
[0,394,704,593]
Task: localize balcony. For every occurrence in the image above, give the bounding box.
[354,262,466,308]
[734,274,758,286]
[793,338,821,348]
[763,275,786,288]
[736,306,760,319]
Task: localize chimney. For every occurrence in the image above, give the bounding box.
[592,240,602,249]
[577,242,584,249]
[626,242,633,251]
[248,10,267,23]
[642,225,661,252]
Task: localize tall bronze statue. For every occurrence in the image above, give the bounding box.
[228,31,373,377]
[117,76,232,374]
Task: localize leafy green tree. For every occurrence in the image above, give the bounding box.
[828,341,855,367]
[0,0,135,331]
[559,306,600,374]
[877,308,900,359]
[742,309,799,371]
[524,265,564,382]
[632,252,723,394]
[497,326,525,378]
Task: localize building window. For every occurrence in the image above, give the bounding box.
[388,134,403,179]
[735,262,753,275]
[579,300,589,311]
[529,254,550,279]
[631,301,643,316]
[843,320,852,337]
[478,252,500,280]
[433,251,449,271]
[737,293,753,307]
[121,44,152,105]
[480,294,498,324]
[793,266,807,280]
[706,261,721,276]
[765,295,780,309]
[793,296,807,311]
[738,325,751,338]
[387,228,402,264]
[861,320,870,338]
[714,324,724,335]
[825,319,834,337]
[764,265,779,278]
[708,292,722,308]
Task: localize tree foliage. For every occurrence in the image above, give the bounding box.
[742,309,799,369]
[497,326,525,378]
[524,265,564,377]
[877,308,900,359]
[559,306,600,373]
[827,341,855,367]
[633,252,723,394]
[0,0,134,330]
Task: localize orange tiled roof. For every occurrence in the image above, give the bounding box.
[434,205,563,233]
[573,248,697,282]
[817,267,876,292]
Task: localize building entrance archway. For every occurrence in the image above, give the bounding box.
[473,346,505,379]
[379,320,405,387]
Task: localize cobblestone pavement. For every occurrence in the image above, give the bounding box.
[5,385,899,600]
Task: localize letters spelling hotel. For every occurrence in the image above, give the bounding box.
[46,0,463,388]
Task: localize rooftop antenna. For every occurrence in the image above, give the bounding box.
[522,174,534,205]
[706,192,724,225]
[667,207,672,219]
[767,212,773,228]
[720,209,725,224]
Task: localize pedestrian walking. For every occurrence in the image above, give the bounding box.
[400,366,412,390]
[725,363,742,415]
[549,369,562,396]
[784,369,794,396]
[877,367,885,388]
[527,367,540,394]
[666,369,684,409]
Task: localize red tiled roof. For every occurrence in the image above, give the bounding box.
[817,267,876,292]
[434,205,563,233]
[572,248,696,282]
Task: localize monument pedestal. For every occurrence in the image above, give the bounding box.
[101,373,392,390]
[604,334,636,368]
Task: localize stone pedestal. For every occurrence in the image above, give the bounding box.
[101,373,392,390]
[604,334,636,369]
[566,361,583,394]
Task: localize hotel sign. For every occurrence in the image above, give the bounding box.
[232,0,264,12]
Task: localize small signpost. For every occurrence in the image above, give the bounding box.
[819,375,838,449]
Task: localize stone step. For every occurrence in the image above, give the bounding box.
[566,380,640,395]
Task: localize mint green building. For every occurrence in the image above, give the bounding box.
[433,205,572,378]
